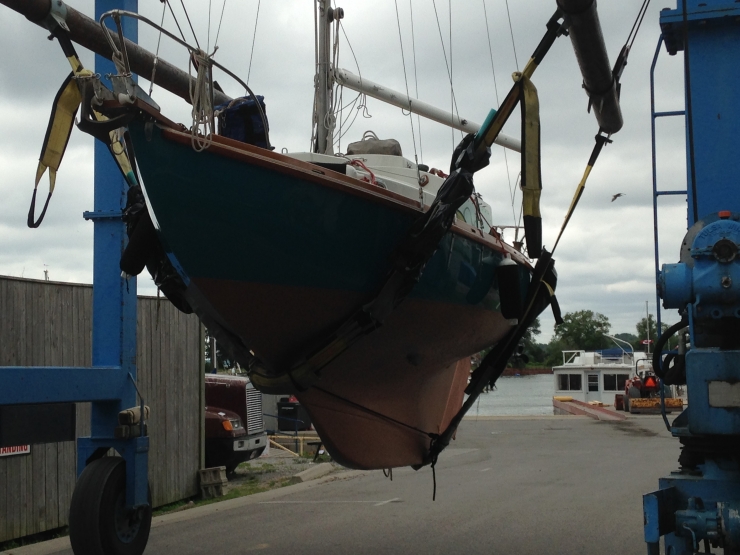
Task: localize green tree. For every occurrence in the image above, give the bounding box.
[635,315,678,351]
[544,337,568,367]
[615,332,638,345]
[552,310,611,351]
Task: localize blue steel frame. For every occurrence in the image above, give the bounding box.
[650,35,687,339]
[644,1,740,553]
[0,0,147,509]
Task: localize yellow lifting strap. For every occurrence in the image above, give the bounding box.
[551,133,611,252]
[517,71,542,256]
[472,56,544,257]
[29,36,137,227]
[28,72,81,228]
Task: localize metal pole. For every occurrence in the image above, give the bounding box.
[316,0,332,154]
[335,68,522,153]
[646,301,651,356]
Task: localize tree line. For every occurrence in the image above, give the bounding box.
[520,310,679,368]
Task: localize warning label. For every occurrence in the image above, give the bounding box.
[0,445,31,457]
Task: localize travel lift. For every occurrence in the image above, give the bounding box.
[0,1,153,554]
[3,0,738,554]
[643,0,740,553]
[0,0,624,554]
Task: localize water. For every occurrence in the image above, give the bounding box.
[466,374,554,417]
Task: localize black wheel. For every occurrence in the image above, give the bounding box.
[624,397,630,413]
[69,457,152,555]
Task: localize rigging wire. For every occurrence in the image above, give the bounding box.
[431,0,463,146]
[504,0,519,71]
[311,0,319,151]
[213,0,228,52]
[393,0,420,164]
[331,19,371,149]
[482,0,517,228]
[626,0,652,50]
[246,0,261,86]
[147,0,168,98]
[178,0,201,49]
[164,0,188,44]
[449,0,454,147]
[409,0,423,163]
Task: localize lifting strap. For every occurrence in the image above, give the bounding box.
[249,11,568,395]
[519,73,542,255]
[551,131,611,251]
[471,10,565,257]
[28,72,81,228]
[28,28,138,227]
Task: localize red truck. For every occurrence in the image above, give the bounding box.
[205,374,267,473]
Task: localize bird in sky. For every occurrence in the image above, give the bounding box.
[611,193,626,202]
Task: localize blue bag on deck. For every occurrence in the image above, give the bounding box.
[215,95,272,150]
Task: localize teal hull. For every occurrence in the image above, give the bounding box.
[127,120,531,469]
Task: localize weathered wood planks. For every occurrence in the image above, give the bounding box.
[0,276,203,542]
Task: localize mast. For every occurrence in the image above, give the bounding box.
[315,0,342,154]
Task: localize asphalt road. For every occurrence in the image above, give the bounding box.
[17,415,679,555]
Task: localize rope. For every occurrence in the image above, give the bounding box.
[349,159,378,185]
[313,385,435,441]
[330,21,371,148]
[189,50,214,151]
[246,0,261,86]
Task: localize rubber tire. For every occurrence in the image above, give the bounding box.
[623,397,630,413]
[69,457,152,555]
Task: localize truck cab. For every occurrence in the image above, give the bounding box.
[204,374,267,473]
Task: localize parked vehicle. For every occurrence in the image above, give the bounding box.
[204,374,267,473]
[622,359,681,413]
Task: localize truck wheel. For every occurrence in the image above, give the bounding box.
[624,397,630,413]
[69,457,152,555]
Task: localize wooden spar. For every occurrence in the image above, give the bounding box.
[0,0,232,106]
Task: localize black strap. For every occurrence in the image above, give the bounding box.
[27,189,52,229]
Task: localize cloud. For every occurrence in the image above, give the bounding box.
[0,0,695,338]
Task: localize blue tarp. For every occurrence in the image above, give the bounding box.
[596,346,634,358]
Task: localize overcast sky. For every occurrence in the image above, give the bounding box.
[0,0,690,343]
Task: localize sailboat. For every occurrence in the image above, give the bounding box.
[35,1,569,470]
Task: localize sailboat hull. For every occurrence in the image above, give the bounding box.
[128,120,531,468]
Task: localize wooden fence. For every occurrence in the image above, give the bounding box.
[0,276,204,543]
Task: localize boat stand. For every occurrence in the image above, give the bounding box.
[0,2,152,554]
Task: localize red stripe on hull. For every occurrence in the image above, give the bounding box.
[297,358,470,469]
[194,278,511,469]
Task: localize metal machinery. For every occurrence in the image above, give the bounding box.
[644,0,740,553]
[0,1,153,554]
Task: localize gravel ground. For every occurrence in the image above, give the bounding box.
[226,448,334,489]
